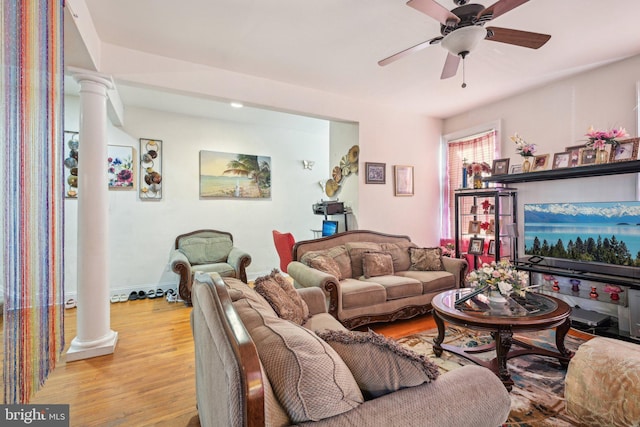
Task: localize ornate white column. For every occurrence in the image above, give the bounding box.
[66,69,118,361]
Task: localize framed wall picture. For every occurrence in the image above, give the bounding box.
[552,152,570,169]
[487,239,496,256]
[394,165,414,196]
[609,138,639,163]
[492,158,510,175]
[365,162,386,184]
[468,237,485,255]
[108,145,135,190]
[532,154,550,171]
[579,147,597,165]
[139,138,163,199]
[199,150,272,199]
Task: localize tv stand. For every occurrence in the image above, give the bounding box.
[515,258,640,342]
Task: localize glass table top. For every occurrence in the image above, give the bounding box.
[445,288,558,318]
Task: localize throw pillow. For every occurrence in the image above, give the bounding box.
[254,270,309,325]
[316,329,440,399]
[300,245,352,279]
[252,317,363,422]
[308,254,342,280]
[380,241,417,271]
[409,247,445,271]
[271,269,310,321]
[362,251,394,278]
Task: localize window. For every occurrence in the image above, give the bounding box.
[442,130,496,238]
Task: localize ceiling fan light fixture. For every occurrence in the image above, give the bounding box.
[441,26,486,56]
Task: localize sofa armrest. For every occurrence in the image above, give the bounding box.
[287,261,342,317]
[296,287,327,315]
[227,247,252,283]
[442,256,468,288]
[170,249,194,303]
[299,365,510,427]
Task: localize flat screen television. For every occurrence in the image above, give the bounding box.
[321,220,339,237]
[523,201,640,279]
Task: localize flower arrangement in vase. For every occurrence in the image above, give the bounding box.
[466,260,530,298]
[585,126,629,164]
[510,133,536,172]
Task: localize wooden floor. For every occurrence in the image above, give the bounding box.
[27,296,591,426]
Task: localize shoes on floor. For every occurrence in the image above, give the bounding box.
[128,291,138,301]
[148,289,156,299]
[156,288,164,298]
[137,290,147,300]
[65,298,77,309]
[119,294,128,302]
[110,295,120,304]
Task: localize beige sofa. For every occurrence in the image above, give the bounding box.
[287,230,468,329]
[191,271,511,427]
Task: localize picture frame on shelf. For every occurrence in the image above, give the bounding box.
[365,162,386,184]
[468,220,481,234]
[468,237,485,255]
[509,164,522,174]
[579,147,597,165]
[552,152,570,169]
[491,158,510,175]
[487,239,496,256]
[394,165,414,196]
[609,138,639,163]
[565,144,585,167]
[470,205,478,214]
[532,154,550,171]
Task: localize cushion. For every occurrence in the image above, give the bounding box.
[380,241,417,271]
[252,316,363,422]
[179,235,232,265]
[409,247,445,271]
[308,254,342,279]
[301,246,352,279]
[362,251,394,278]
[316,329,439,399]
[345,242,382,277]
[254,270,309,325]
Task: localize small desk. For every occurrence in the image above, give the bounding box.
[431,289,573,391]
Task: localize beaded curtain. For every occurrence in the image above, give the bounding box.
[1,0,65,403]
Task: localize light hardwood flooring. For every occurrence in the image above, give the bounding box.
[22,294,591,426]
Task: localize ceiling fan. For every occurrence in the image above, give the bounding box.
[379,0,551,86]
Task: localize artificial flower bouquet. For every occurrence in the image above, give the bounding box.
[466,260,530,297]
[510,133,536,157]
[585,126,628,149]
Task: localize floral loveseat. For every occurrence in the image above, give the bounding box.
[287,230,468,329]
[190,271,511,427]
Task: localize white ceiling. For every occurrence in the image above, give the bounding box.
[66,0,640,119]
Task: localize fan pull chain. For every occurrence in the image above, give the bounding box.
[461,56,467,88]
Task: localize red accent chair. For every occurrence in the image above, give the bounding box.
[272,230,295,273]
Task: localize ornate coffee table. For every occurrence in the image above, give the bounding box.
[431,289,574,391]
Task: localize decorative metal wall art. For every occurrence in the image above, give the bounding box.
[139,138,163,199]
[64,130,79,198]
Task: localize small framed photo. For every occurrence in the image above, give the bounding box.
[394,165,414,196]
[468,220,481,234]
[492,158,510,175]
[509,164,522,174]
[532,154,550,171]
[552,152,570,169]
[468,238,485,255]
[487,219,495,234]
[470,205,478,214]
[365,162,386,184]
[565,145,585,167]
[609,138,639,163]
[579,147,597,165]
[487,239,496,256]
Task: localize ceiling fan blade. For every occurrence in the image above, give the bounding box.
[440,53,460,79]
[407,0,460,26]
[378,37,442,66]
[485,27,551,49]
[478,0,528,21]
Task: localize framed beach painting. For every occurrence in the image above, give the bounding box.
[107,145,135,190]
[199,150,272,199]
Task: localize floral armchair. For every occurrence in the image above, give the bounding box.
[169,229,251,305]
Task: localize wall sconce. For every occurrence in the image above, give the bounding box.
[302,160,315,170]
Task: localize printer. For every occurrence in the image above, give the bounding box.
[313,200,344,216]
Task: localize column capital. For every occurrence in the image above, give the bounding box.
[67,66,113,90]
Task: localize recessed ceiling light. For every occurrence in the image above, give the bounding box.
[230,102,243,108]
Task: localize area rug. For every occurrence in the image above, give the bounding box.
[397,326,590,426]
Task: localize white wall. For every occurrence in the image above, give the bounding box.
[64,95,335,295]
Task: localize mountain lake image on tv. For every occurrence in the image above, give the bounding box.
[524,201,640,271]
